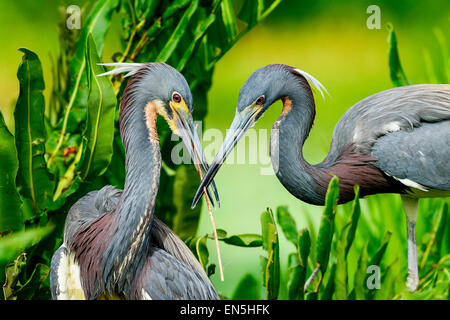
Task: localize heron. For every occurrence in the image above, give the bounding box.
[191,64,450,292]
[50,62,220,300]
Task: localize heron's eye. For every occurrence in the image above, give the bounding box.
[172,93,182,103]
[256,96,265,105]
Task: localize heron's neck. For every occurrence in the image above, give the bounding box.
[271,93,330,205]
[104,102,161,291]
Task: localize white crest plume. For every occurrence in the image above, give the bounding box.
[292,68,329,99]
[97,62,146,77]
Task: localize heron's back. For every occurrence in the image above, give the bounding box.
[327,84,450,158]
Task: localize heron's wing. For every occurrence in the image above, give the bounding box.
[140,247,218,300]
[50,245,67,299]
[63,185,122,244]
[372,120,450,192]
[327,84,450,160]
[50,244,86,300]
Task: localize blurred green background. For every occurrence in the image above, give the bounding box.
[0,0,448,298]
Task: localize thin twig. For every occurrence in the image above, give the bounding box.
[203,187,224,282]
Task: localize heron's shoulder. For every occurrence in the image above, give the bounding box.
[64,185,122,243]
[332,84,450,154]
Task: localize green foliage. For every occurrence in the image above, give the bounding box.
[230,178,449,300]
[0,0,282,299]
[260,208,280,300]
[0,113,22,232]
[387,24,411,87]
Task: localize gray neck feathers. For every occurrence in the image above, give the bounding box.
[103,80,161,295]
[270,74,328,205]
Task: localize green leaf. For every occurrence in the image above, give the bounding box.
[286,228,311,300]
[76,34,116,180]
[297,228,311,268]
[387,24,411,87]
[237,0,261,28]
[222,234,262,247]
[335,222,351,300]
[195,235,209,271]
[177,13,216,71]
[0,225,54,264]
[219,0,238,42]
[354,241,369,300]
[157,0,199,62]
[345,185,361,256]
[172,165,203,240]
[316,176,339,274]
[321,263,337,300]
[260,208,280,300]
[334,186,361,300]
[48,0,119,166]
[232,273,260,300]
[434,201,448,257]
[276,206,298,247]
[14,48,54,214]
[207,229,262,247]
[369,230,392,268]
[0,113,22,233]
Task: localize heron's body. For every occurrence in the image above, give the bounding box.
[50,62,218,300]
[50,186,217,300]
[272,83,450,205]
[192,64,450,292]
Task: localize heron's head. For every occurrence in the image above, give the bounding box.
[100,62,219,205]
[191,64,327,207]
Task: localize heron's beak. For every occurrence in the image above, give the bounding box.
[170,101,220,208]
[191,105,262,208]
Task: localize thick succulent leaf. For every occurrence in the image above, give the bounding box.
[232,273,260,300]
[195,235,209,271]
[260,208,280,300]
[0,113,22,233]
[316,176,339,274]
[14,48,54,214]
[369,230,392,268]
[354,241,369,300]
[345,185,361,257]
[321,263,337,300]
[276,206,298,248]
[387,24,411,87]
[335,222,351,300]
[76,34,116,180]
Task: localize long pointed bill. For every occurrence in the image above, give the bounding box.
[174,110,220,208]
[191,106,262,208]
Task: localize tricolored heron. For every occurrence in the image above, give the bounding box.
[192,64,450,292]
[50,62,219,300]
